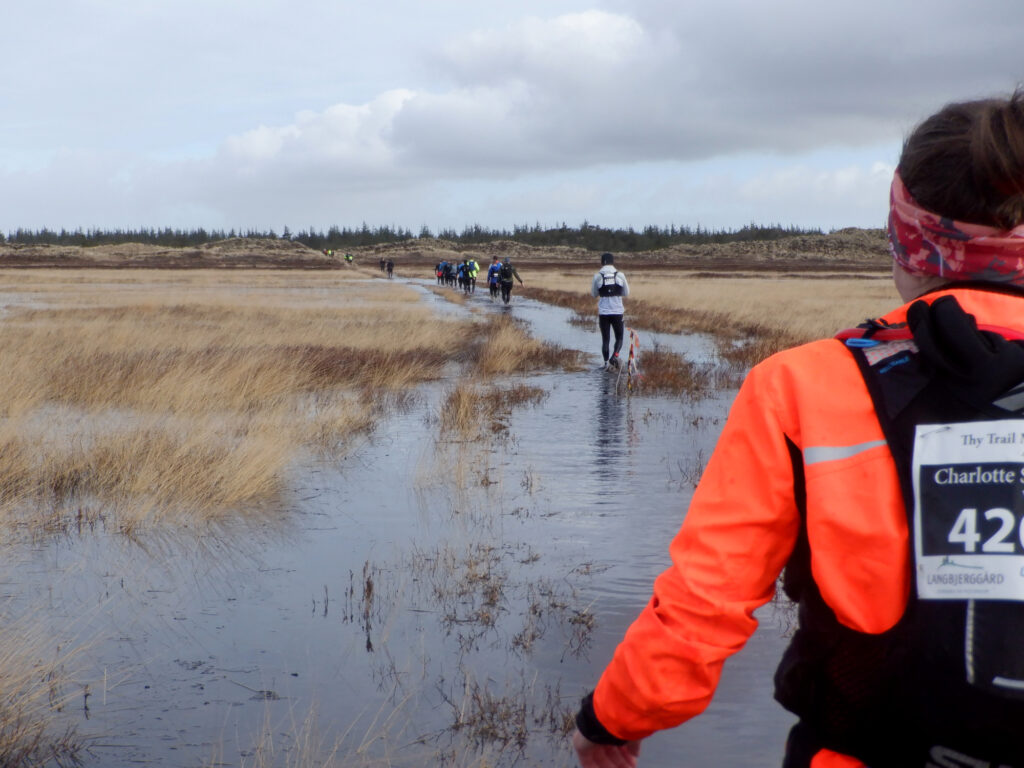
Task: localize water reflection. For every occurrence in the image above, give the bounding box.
[594,370,627,476]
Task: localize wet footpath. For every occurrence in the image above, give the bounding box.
[8,278,796,767]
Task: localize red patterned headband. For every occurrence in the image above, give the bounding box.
[888,171,1024,286]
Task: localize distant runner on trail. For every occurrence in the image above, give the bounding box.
[498,257,523,304]
[590,252,629,370]
[486,256,502,300]
[386,259,394,278]
[572,90,1024,768]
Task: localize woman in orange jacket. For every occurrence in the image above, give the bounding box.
[572,91,1024,768]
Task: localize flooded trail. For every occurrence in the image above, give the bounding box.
[11,278,794,767]
[411,282,797,766]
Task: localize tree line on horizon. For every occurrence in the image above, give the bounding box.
[1,221,827,252]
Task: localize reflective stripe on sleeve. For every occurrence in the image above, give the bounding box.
[803,440,887,466]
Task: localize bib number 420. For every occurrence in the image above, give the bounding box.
[948,507,1020,553]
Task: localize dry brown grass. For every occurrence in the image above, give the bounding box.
[441,383,484,441]
[634,347,715,396]
[438,315,571,441]
[628,270,898,343]
[521,266,900,365]
[0,270,484,531]
[441,382,547,442]
[471,315,585,376]
[0,270,585,531]
[428,286,470,305]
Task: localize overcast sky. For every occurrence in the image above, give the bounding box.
[2,0,1022,235]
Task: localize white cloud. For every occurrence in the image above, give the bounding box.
[2,1,1023,231]
[192,2,1022,188]
[438,11,649,87]
[209,10,676,177]
[222,90,415,173]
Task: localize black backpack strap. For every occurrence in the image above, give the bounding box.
[908,296,1024,409]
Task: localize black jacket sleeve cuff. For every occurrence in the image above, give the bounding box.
[575,691,629,746]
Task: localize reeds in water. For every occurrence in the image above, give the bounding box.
[0,272,475,530]
[471,315,584,375]
[0,609,88,767]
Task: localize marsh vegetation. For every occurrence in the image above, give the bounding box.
[0,260,884,767]
[0,268,586,765]
[522,266,898,367]
[0,270,581,533]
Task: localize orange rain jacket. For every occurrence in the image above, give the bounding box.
[590,286,1024,768]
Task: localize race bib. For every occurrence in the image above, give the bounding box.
[913,420,1024,600]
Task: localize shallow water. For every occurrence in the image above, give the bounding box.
[414,282,797,766]
[7,279,795,767]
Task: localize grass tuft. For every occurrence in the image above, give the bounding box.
[471,316,585,375]
[633,347,713,396]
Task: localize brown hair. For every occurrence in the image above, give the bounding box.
[899,89,1024,228]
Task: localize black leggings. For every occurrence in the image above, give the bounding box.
[599,314,624,361]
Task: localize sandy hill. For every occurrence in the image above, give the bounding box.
[0,229,890,272]
[0,238,335,269]
[353,228,890,272]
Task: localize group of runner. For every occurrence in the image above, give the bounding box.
[434,257,479,292]
[377,257,394,278]
[434,255,523,303]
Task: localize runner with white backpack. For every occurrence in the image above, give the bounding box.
[590,252,630,370]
